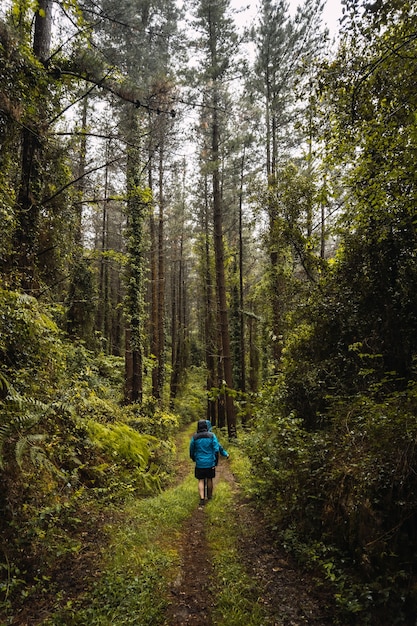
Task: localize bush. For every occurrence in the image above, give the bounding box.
[247,380,417,623]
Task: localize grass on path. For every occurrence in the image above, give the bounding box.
[45,425,268,626]
[205,480,269,625]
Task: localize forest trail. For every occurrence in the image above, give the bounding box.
[165,450,336,626]
[6,426,339,626]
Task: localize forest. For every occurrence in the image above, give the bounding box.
[1,0,417,623]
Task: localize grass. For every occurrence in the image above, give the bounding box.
[205,448,269,626]
[46,477,197,625]
[44,424,268,626]
[45,425,198,626]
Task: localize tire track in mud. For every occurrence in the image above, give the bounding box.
[166,506,214,625]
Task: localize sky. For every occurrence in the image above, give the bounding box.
[232,0,344,39]
[313,0,343,36]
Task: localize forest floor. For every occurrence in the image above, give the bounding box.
[165,457,337,626]
[7,427,341,626]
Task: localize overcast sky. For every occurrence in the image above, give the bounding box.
[314,0,343,36]
[232,0,343,38]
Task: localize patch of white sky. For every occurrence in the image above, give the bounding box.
[230,0,343,38]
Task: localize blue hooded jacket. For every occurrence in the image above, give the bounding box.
[190,420,227,468]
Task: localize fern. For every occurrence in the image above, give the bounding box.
[0,412,41,470]
[0,372,10,395]
[0,380,66,475]
[88,421,155,469]
[15,433,46,469]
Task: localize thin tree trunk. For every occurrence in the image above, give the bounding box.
[75,96,88,245]
[150,207,158,394]
[202,174,217,425]
[124,118,144,404]
[97,150,110,341]
[170,256,180,404]
[212,97,236,438]
[239,146,246,395]
[157,145,165,401]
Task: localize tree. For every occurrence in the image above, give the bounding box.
[79,0,180,400]
[124,132,149,403]
[190,0,241,437]
[8,0,69,292]
[251,0,326,369]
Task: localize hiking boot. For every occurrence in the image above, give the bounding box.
[199,499,205,506]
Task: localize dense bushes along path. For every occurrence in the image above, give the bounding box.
[11,425,339,625]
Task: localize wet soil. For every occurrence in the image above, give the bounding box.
[166,507,214,625]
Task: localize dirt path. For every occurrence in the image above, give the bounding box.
[166,507,214,625]
[165,458,336,626]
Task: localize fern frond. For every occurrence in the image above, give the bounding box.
[5,389,46,412]
[48,399,76,417]
[0,373,10,395]
[15,434,46,469]
[29,445,65,478]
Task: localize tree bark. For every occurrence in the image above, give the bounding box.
[14,0,53,291]
[212,94,237,438]
[157,145,165,400]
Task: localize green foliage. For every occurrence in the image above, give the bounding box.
[0,288,66,395]
[242,393,317,529]
[0,287,179,622]
[46,475,198,626]
[170,365,208,425]
[125,402,179,439]
[246,378,417,622]
[66,257,98,346]
[87,421,153,470]
[279,217,417,428]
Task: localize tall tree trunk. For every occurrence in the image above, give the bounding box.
[202,174,217,425]
[212,96,237,438]
[156,145,165,401]
[170,256,180,404]
[170,162,189,406]
[238,146,246,395]
[14,0,52,291]
[148,129,160,399]
[124,118,145,404]
[75,96,88,246]
[97,150,110,343]
[33,0,52,62]
[150,207,159,394]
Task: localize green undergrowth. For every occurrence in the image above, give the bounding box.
[46,474,197,625]
[206,467,268,625]
[44,425,197,626]
[43,425,267,626]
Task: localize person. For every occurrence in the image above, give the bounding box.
[190,419,229,506]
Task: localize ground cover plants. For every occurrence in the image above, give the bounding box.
[45,473,198,625]
[0,287,182,623]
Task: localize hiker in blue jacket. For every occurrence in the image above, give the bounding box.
[190,419,229,506]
